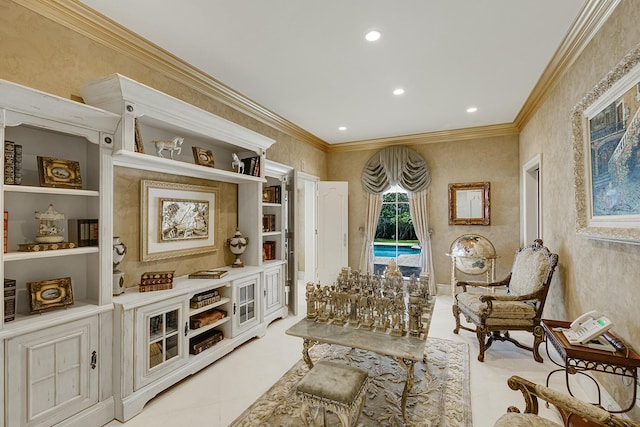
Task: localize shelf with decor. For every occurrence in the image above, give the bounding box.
[0,78,120,427]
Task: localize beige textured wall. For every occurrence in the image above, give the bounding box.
[520,0,640,413]
[0,0,326,285]
[327,134,521,286]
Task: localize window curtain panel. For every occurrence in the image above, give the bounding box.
[358,193,383,273]
[360,146,434,283]
[408,189,436,295]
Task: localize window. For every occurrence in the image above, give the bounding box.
[373,185,421,277]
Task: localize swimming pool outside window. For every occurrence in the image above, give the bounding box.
[374,185,421,277]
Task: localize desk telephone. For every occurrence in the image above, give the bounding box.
[561,311,617,351]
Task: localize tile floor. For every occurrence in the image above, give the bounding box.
[104,291,586,427]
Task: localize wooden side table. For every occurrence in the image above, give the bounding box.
[541,319,640,424]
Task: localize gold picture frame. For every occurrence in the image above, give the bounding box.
[141,180,219,261]
[448,182,490,225]
[27,276,74,313]
[37,156,82,189]
[192,147,215,167]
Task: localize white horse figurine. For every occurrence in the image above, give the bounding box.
[154,136,184,159]
[232,153,244,174]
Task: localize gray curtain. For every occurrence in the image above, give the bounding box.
[360,146,434,283]
[361,146,431,194]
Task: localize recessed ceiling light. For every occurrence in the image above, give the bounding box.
[338,126,347,131]
[393,88,405,96]
[466,107,478,113]
[365,30,381,42]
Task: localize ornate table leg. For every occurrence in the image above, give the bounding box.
[397,357,416,423]
[302,338,317,369]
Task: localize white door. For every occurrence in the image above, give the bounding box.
[317,181,348,285]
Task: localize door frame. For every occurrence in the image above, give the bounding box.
[522,154,542,245]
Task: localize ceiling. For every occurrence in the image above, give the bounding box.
[77,0,588,145]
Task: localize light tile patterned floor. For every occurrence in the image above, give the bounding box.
[104,291,576,427]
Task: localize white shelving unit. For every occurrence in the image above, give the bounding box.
[0,79,120,427]
[81,74,291,421]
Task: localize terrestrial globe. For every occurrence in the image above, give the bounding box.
[448,234,496,275]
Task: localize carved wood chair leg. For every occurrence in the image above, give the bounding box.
[532,325,544,363]
[452,304,461,334]
[477,327,487,362]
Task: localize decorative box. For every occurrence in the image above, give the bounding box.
[189,289,220,309]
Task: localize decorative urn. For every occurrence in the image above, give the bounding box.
[112,237,127,295]
[226,228,248,268]
[34,204,64,243]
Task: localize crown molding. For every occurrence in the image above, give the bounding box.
[326,123,520,153]
[13,0,330,152]
[14,0,618,153]
[514,0,621,129]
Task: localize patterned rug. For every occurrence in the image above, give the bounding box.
[230,337,471,427]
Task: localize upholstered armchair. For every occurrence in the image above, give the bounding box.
[494,376,639,427]
[453,239,558,362]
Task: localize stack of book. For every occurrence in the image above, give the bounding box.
[189,308,226,329]
[262,214,276,232]
[263,240,276,261]
[189,289,221,309]
[4,278,16,322]
[189,329,224,355]
[262,185,281,204]
[68,219,99,246]
[4,141,22,185]
[139,271,175,292]
[241,155,261,176]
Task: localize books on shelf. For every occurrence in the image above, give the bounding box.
[263,240,276,261]
[4,141,22,185]
[189,309,227,329]
[3,210,7,254]
[188,269,228,279]
[190,289,221,309]
[4,278,16,322]
[189,329,224,355]
[262,185,281,204]
[241,155,261,177]
[262,214,276,232]
[68,219,99,247]
[139,270,175,292]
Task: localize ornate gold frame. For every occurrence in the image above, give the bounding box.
[448,182,490,225]
[192,147,215,167]
[27,277,74,313]
[37,156,82,189]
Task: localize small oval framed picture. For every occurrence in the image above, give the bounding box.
[192,147,215,168]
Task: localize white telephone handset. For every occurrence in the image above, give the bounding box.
[562,310,614,346]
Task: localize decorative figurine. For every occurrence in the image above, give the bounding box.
[113,237,127,295]
[226,228,248,267]
[34,204,64,243]
[231,153,244,174]
[153,136,184,159]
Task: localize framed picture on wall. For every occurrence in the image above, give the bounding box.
[448,182,490,225]
[572,43,640,244]
[141,180,219,261]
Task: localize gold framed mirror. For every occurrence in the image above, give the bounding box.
[448,182,490,225]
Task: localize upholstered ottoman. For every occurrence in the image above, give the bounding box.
[295,361,369,427]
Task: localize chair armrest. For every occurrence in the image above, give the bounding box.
[456,274,511,292]
[479,291,539,303]
[506,376,639,427]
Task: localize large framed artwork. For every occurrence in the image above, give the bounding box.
[448,182,490,225]
[572,43,640,244]
[141,180,219,261]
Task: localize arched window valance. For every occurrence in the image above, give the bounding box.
[361,146,431,194]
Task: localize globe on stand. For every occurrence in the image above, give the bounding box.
[226,228,248,268]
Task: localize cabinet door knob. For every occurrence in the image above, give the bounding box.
[91,351,97,370]
[233,303,236,315]
[184,322,189,336]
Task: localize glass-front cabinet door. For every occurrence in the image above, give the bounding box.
[232,274,260,337]
[135,297,188,390]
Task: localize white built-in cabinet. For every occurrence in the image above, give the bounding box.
[0,79,120,427]
[81,74,291,421]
